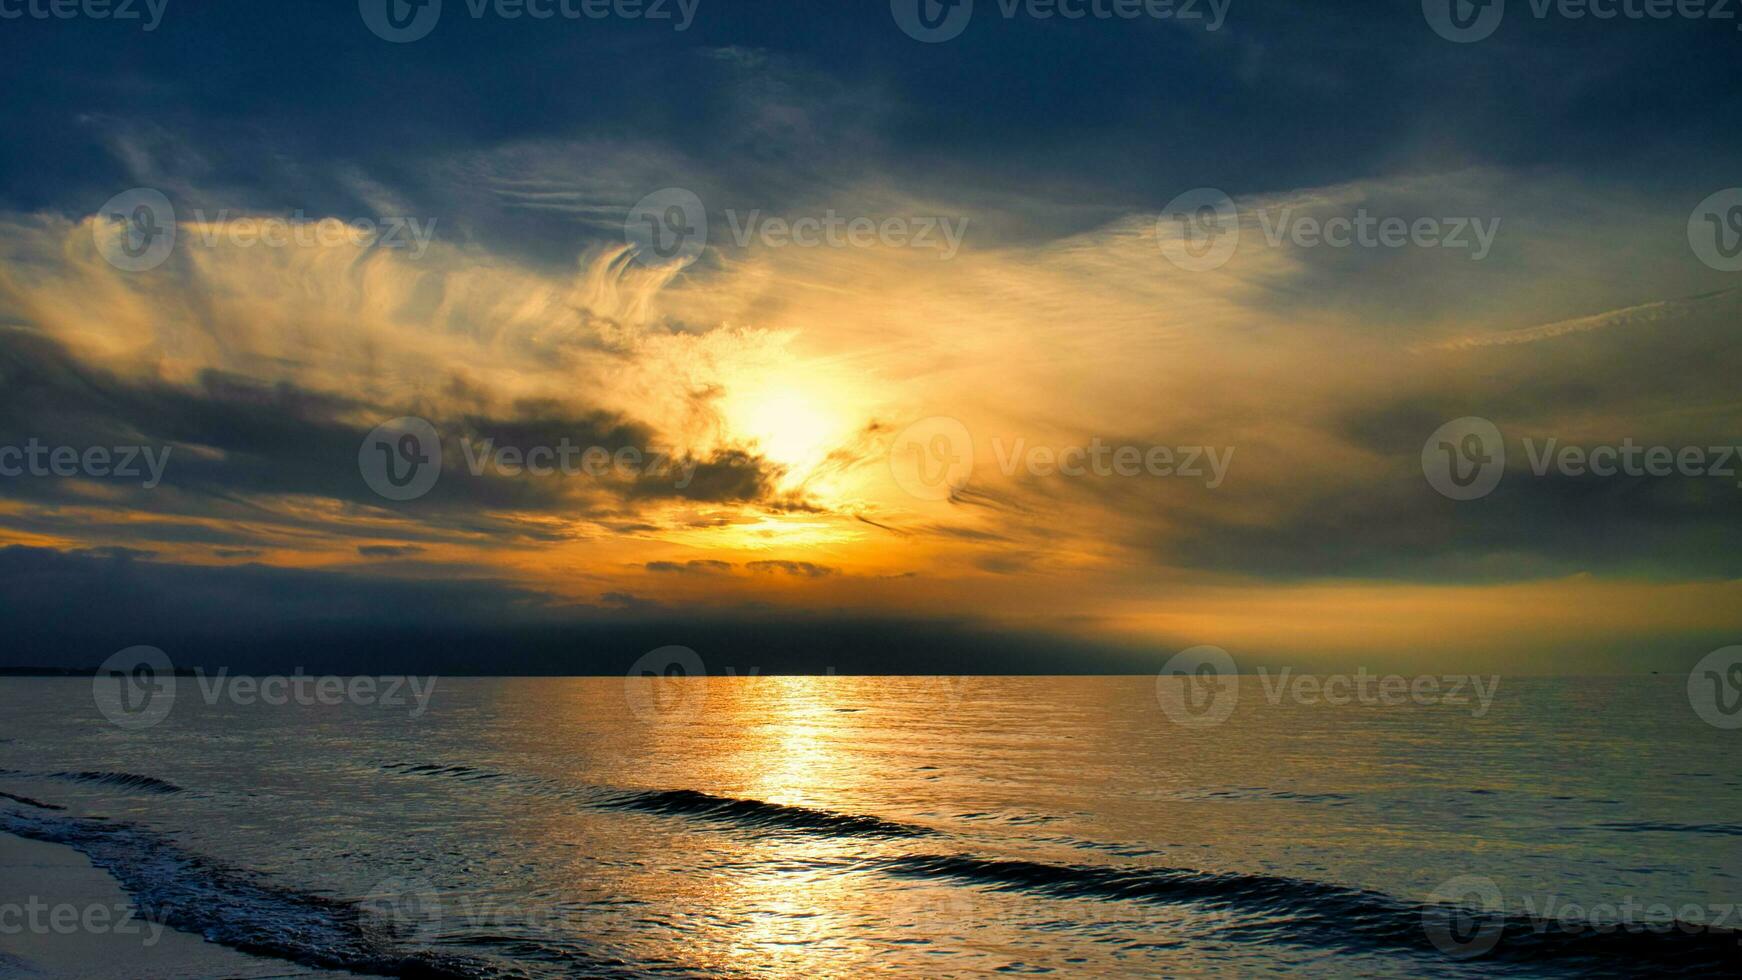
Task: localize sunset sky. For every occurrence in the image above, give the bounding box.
[2,1,1739,673]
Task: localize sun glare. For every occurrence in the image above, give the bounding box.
[728,383,844,477]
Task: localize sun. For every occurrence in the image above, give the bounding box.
[731,384,840,472]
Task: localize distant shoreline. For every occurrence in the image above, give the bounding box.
[0,668,1657,678]
[0,667,200,677]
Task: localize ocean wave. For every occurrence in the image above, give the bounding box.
[0,789,64,811]
[599,789,936,839]
[1144,785,1354,805]
[46,771,186,794]
[1029,835,1164,858]
[378,762,508,782]
[0,810,664,979]
[872,854,1742,974]
[1595,821,1742,837]
[0,768,186,794]
[379,761,937,840]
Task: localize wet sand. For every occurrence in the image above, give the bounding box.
[0,831,357,979]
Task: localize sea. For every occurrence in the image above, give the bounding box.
[1,675,1738,977]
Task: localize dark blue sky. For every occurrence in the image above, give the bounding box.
[4,1,1739,228]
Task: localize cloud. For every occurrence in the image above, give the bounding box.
[2,131,1741,669]
[357,545,426,558]
[746,560,837,578]
[645,559,734,575]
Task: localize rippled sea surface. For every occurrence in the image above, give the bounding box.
[2,676,1739,977]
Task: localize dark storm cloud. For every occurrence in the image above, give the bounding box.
[357,544,426,558]
[0,543,562,647]
[0,329,790,541]
[886,286,1742,586]
[1160,466,1742,583]
[0,546,1153,674]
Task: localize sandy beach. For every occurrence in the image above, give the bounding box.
[0,831,356,980]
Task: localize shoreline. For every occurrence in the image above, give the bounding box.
[0,829,358,979]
